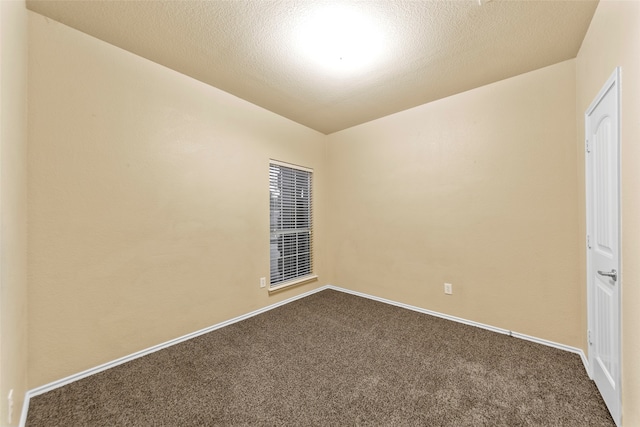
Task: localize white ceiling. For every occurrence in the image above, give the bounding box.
[26,0,598,134]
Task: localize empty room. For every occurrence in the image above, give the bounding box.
[1,0,639,425]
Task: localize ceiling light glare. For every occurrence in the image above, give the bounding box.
[296,5,385,74]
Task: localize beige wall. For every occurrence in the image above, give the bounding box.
[24,3,640,425]
[576,1,640,425]
[27,12,328,388]
[0,1,28,425]
[1,0,29,425]
[327,60,581,347]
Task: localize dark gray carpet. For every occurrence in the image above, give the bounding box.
[27,289,614,426]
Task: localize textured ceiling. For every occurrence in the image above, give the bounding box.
[26,0,598,134]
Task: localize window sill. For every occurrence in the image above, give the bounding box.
[268,274,318,294]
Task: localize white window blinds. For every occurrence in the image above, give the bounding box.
[269,161,313,286]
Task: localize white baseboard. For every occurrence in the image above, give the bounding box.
[19,392,29,427]
[510,330,589,374]
[19,284,331,427]
[325,285,590,374]
[20,283,590,426]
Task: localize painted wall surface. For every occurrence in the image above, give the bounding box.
[576,1,640,424]
[0,0,29,425]
[24,3,637,425]
[327,60,580,347]
[27,12,328,388]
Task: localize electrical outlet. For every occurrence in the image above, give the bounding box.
[7,389,13,424]
[444,283,453,295]
[260,277,266,288]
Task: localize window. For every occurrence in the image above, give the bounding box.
[269,161,313,288]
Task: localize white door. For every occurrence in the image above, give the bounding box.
[586,68,621,426]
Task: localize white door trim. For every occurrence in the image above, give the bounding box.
[585,66,622,426]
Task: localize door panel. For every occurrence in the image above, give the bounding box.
[586,68,621,426]
[594,277,614,383]
[594,115,615,258]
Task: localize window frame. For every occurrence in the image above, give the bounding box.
[268,160,317,291]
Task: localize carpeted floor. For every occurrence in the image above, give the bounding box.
[26,289,614,426]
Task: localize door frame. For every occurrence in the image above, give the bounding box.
[585,67,622,426]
